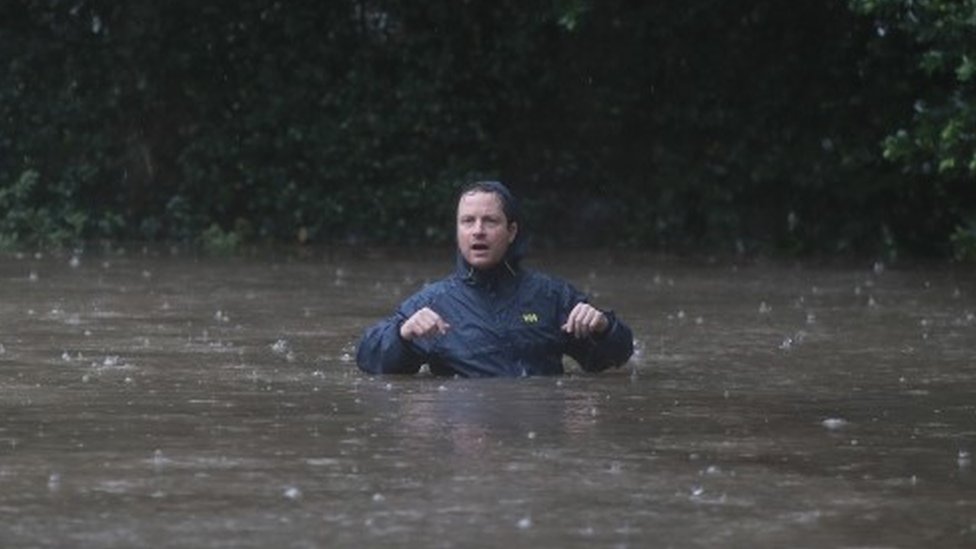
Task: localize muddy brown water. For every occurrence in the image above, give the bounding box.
[0,248,974,548]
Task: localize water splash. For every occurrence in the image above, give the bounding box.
[152,449,168,469]
[270,339,296,362]
[47,472,61,492]
[271,339,290,354]
[821,418,848,430]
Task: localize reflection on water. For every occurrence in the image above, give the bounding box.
[0,248,974,547]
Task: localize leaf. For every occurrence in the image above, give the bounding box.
[956,54,975,82]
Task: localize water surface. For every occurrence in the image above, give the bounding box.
[1,248,974,547]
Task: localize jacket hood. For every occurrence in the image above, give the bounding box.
[454,180,528,284]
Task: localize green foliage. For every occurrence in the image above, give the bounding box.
[0,1,973,256]
[0,170,87,250]
[849,0,976,255]
[199,223,242,256]
[951,222,976,262]
[853,0,976,178]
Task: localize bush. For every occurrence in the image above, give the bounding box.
[1,1,972,257]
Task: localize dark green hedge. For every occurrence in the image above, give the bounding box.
[2,1,973,257]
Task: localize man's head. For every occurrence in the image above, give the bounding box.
[456,181,520,271]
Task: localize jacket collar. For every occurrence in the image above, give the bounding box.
[455,252,519,289]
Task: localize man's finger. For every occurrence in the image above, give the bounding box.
[434,316,451,334]
[563,303,585,336]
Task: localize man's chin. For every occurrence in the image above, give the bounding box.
[464,254,500,270]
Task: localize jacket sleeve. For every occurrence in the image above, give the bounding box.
[566,310,634,372]
[557,281,635,372]
[355,290,432,375]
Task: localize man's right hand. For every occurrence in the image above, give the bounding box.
[399,307,451,341]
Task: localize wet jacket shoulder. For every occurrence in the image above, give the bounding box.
[356,267,634,377]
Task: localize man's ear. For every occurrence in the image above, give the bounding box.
[508,221,518,243]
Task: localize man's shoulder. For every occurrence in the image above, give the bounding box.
[414,274,457,295]
[519,268,574,292]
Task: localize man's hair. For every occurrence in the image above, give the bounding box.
[457,180,520,225]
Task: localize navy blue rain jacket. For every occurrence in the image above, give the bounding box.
[356,259,635,377]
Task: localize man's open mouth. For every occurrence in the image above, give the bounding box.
[471,243,489,251]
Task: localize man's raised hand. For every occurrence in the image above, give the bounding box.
[399,307,451,341]
[562,302,609,339]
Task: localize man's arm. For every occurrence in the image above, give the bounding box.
[565,308,634,372]
[356,291,429,374]
[555,281,634,372]
[356,314,426,375]
[356,292,445,375]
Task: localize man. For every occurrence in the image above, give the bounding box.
[356,181,634,377]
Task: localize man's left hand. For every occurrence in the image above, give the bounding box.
[562,302,609,339]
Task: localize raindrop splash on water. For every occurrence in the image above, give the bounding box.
[822,418,848,430]
[47,473,61,492]
[271,339,289,354]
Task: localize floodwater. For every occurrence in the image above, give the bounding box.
[0,247,974,548]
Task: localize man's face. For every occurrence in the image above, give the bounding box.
[456,191,518,270]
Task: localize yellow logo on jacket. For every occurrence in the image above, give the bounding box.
[522,312,539,324]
